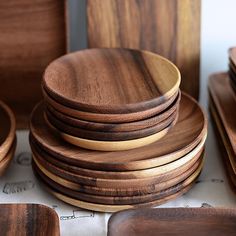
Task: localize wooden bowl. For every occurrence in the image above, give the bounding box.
[0,101,16,161]
[29,92,207,171]
[43,48,181,113]
[44,89,180,123]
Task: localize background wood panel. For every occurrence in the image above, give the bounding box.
[87,0,201,99]
[0,0,67,128]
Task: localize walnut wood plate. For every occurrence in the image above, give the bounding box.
[31,140,204,188]
[46,92,179,132]
[43,48,180,113]
[44,89,180,123]
[30,92,207,170]
[0,101,16,160]
[0,204,59,236]
[208,73,236,156]
[0,0,67,129]
[32,160,202,205]
[108,207,236,236]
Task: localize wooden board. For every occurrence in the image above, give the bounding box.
[0,204,59,236]
[32,160,202,205]
[46,93,179,132]
[30,93,207,171]
[108,208,236,236]
[87,0,201,99]
[0,101,16,160]
[43,48,180,113]
[208,73,236,155]
[0,0,67,129]
[44,89,180,123]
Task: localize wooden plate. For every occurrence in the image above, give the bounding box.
[0,138,16,176]
[208,73,236,155]
[0,101,16,160]
[30,92,207,170]
[31,140,204,188]
[32,160,202,205]
[43,48,180,113]
[45,106,178,141]
[44,89,180,123]
[108,207,236,236]
[46,92,179,132]
[34,174,194,212]
[0,204,59,236]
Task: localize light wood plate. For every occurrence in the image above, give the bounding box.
[0,101,16,160]
[30,92,207,170]
[43,48,180,113]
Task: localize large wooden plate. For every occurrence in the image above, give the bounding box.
[30,93,207,171]
[43,48,180,113]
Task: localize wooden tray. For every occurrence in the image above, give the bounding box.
[0,204,59,236]
[108,208,236,236]
[46,92,179,132]
[87,0,201,99]
[0,0,67,129]
[30,93,207,171]
[32,160,202,205]
[43,48,180,113]
[0,101,16,160]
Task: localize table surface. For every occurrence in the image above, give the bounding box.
[0,111,235,236]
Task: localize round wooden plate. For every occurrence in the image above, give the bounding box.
[46,92,179,132]
[44,89,180,123]
[0,101,16,161]
[30,92,207,170]
[32,141,204,188]
[32,160,202,205]
[34,173,195,212]
[43,48,181,113]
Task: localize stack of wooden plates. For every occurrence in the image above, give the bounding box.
[41,48,181,151]
[0,101,16,176]
[228,47,236,93]
[209,72,236,190]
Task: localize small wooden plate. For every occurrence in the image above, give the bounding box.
[44,89,180,123]
[108,208,236,236]
[32,160,202,205]
[46,92,179,132]
[30,92,207,170]
[0,101,16,160]
[0,138,16,176]
[43,48,181,113]
[0,204,59,236]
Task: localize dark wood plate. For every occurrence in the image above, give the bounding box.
[0,204,59,236]
[46,92,180,132]
[108,207,236,236]
[29,93,207,171]
[43,48,180,113]
[32,160,201,205]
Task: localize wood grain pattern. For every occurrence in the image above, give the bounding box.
[0,204,59,236]
[208,73,236,156]
[45,107,177,141]
[108,208,236,236]
[32,160,202,205]
[87,0,201,99]
[0,101,16,160]
[46,92,180,132]
[43,89,180,123]
[0,0,67,128]
[30,93,207,170]
[43,48,180,113]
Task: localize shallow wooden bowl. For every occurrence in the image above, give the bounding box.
[0,101,16,161]
[108,208,236,236]
[46,92,180,132]
[44,89,180,123]
[29,92,207,170]
[43,48,181,114]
